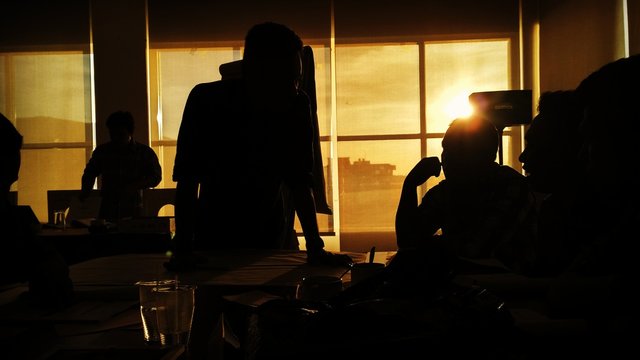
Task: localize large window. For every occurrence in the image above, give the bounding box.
[0,52,94,221]
[335,39,514,235]
[149,38,518,249]
[149,47,243,191]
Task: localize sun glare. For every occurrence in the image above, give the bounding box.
[444,91,474,119]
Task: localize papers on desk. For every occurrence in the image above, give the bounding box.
[222,290,282,308]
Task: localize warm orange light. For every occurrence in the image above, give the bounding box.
[444,91,474,119]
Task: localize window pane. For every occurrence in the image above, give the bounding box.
[338,140,420,232]
[425,40,510,133]
[310,45,332,137]
[336,45,420,136]
[18,148,87,222]
[157,48,240,141]
[13,53,92,144]
[152,144,177,189]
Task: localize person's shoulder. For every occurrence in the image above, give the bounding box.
[494,165,534,198]
[495,164,527,181]
[423,180,447,199]
[191,78,241,95]
[91,142,110,154]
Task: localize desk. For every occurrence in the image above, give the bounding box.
[0,250,374,360]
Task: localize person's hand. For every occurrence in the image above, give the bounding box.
[404,156,441,187]
[307,248,353,267]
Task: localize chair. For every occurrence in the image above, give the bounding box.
[8,190,17,206]
[141,188,176,217]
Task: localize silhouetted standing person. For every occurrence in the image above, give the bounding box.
[80,110,162,220]
[169,22,350,269]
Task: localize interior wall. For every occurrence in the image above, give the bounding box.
[629,0,640,55]
[538,0,625,91]
[0,0,90,51]
[148,0,331,44]
[335,0,519,40]
[91,0,150,146]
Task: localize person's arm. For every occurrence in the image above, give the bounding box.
[293,182,352,266]
[173,178,199,255]
[164,84,204,270]
[131,146,163,190]
[292,182,323,253]
[395,156,441,249]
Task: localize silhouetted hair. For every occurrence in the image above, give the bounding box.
[0,112,22,152]
[106,111,134,134]
[443,116,499,160]
[575,54,640,159]
[242,22,303,68]
[537,90,582,142]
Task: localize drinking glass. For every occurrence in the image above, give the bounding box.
[136,280,177,344]
[155,283,197,346]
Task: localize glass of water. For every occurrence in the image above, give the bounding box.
[136,280,177,344]
[155,283,197,347]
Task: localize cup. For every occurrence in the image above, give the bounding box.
[350,262,385,285]
[53,210,66,230]
[136,280,177,344]
[155,283,197,347]
[295,275,343,302]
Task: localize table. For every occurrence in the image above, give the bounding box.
[38,226,173,265]
[0,249,382,360]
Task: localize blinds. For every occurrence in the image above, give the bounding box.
[148,0,331,44]
[0,0,90,50]
[334,0,519,41]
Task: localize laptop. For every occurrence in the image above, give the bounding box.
[66,194,101,227]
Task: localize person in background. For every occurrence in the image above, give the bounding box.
[518,90,585,276]
[168,22,351,269]
[80,110,162,220]
[0,112,74,309]
[396,115,537,275]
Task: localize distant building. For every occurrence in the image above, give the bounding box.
[337,157,402,191]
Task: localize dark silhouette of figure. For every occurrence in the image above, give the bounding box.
[80,110,162,220]
[543,54,640,340]
[396,115,537,274]
[0,112,74,309]
[169,22,350,269]
[519,90,585,276]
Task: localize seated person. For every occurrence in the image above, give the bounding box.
[519,90,585,276]
[396,115,537,275]
[544,55,640,339]
[80,111,162,220]
[0,113,74,309]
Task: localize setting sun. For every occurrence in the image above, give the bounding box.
[444,91,474,119]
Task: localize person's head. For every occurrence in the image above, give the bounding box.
[106,111,134,144]
[242,22,303,112]
[441,115,499,183]
[575,54,640,196]
[519,90,583,194]
[0,113,23,196]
